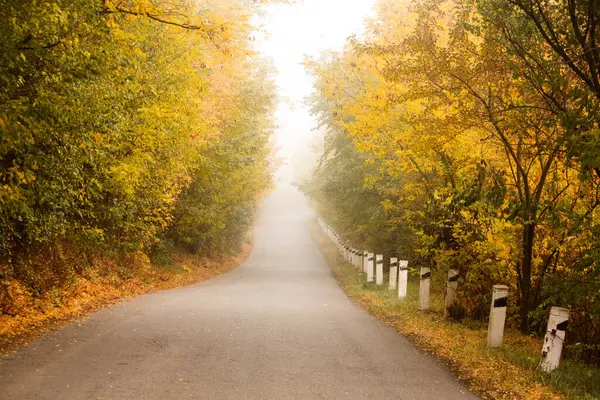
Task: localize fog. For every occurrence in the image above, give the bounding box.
[254,0,375,182]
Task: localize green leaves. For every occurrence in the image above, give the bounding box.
[0,0,274,288]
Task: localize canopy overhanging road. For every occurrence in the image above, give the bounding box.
[1,185,478,399]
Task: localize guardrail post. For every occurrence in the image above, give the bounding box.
[389,257,398,290]
[444,269,459,318]
[540,307,569,372]
[487,285,508,347]
[376,254,383,285]
[366,253,374,283]
[419,267,430,310]
[398,260,408,298]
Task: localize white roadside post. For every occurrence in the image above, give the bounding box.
[419,267,430,310]
[362,250,368,273]
[487,285,508,348]
[354,250,361,269]
[444,269,459,318]
[389,257,398,290]
[398,260,408,298]
[540,307,570,372]
[375,254,384,285]
[366,253,375,283]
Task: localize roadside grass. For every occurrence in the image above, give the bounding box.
[308,219,600,400]
[0,242,251,354]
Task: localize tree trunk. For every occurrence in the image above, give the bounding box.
[519,223,536,334]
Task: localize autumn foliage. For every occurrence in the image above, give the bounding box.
[0,1,274,314]
[306,0,600,365]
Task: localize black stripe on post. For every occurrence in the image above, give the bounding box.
[448,274,459,283]
[421,272,431,279]
[493,297,508,308]
[376,259,383,264]
[399,266,408,271]
[368,257,374,261]
[390,262,399,267]
[556,320,569,331]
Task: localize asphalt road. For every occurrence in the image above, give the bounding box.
[1,184,478,399]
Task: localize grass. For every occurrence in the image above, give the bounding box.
[309,219,600,400]
[0,243,251,355]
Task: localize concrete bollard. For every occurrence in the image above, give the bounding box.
[389,257,398,290]
[362,250,368,273]
[354,250,362,269]
[487,285,508,348]
[376,254,384,285]
[444,269,459,318]
[366,253,375,283]
[398,260,408,298]
[419,267,430,310]
[540,307,570,372]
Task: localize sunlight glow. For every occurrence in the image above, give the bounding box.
[255,0,375,165]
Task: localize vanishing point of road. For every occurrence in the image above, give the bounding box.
[1,185,478,399]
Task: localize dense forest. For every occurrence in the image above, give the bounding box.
[306,0,600,365]
[0,0,275,311]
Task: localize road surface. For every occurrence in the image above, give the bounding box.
[1,185,477,399]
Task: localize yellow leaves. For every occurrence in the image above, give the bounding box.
[133,47,146,59]
[106,15,117,29]
[405,101,422,115]
[103,0,117,12]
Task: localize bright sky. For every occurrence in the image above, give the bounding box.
[254,0,375,164]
